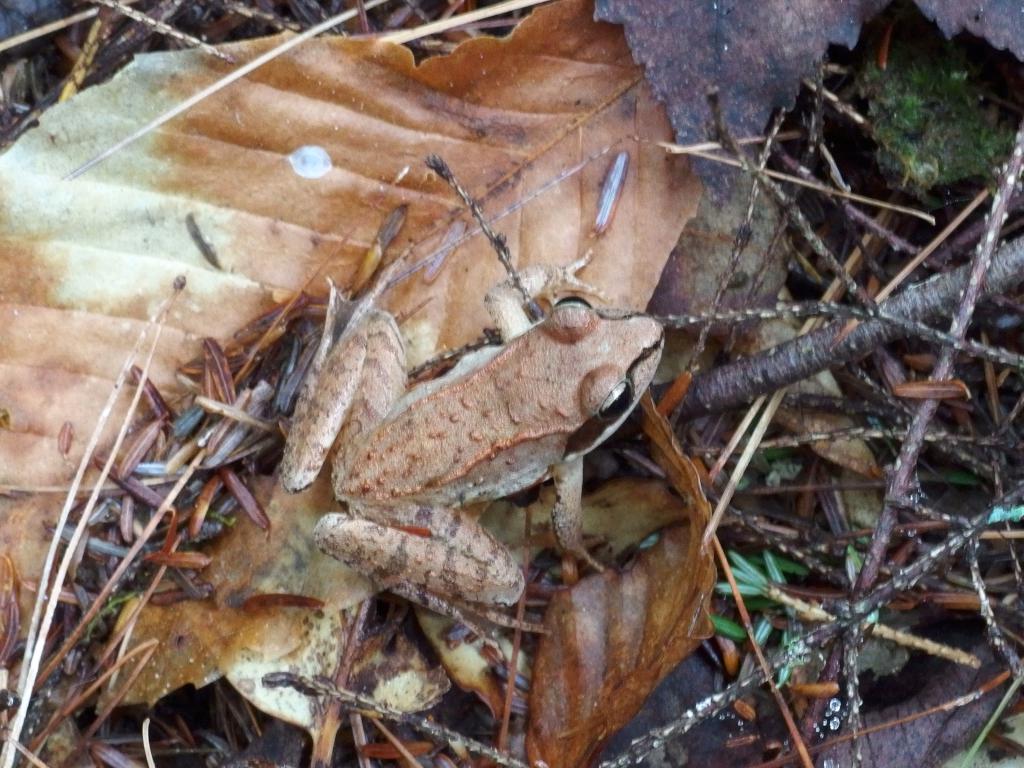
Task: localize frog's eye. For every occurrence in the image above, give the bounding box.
[598,380,633,420]
[554,296,592,310]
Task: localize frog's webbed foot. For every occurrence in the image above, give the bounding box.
[532,251,610,306]
[485,251,609,339]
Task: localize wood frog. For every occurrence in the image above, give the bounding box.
[280,258,663,618]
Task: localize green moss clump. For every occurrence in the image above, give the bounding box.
[857,22,1013,199]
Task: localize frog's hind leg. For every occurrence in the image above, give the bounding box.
[330,310,406,486]
[313,505,525,608]
[280,307,405,492]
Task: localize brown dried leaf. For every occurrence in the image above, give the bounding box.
[0,0,697,491]
[638,394,713,529]
[526,521,714,768]
[111,473,375,714]
[527,403,713,767]
[423,479,686,719]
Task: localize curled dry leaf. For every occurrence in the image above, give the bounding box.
[527,401,715,768]
[526,526,714,767]
[421,479,686,718]
[0,0,697,491]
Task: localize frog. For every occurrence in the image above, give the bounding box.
[279,256,663,620]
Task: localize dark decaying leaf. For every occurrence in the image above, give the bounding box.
[821,631,1006,768]
[916,0,1024,60]
[648,171,786,318]
[0,0,68,42]
[595,0,1024,191]
[526,521,714,768]
[594,0,888,189]
[602,654,769,767]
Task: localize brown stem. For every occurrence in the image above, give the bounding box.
[676,233,1024,420]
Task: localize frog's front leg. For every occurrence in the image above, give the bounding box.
[483,253,608,340]
[313,503,524,606]
[551,458,604,572]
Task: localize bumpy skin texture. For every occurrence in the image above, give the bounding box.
[282,265,664,608]
[338,306,662,506]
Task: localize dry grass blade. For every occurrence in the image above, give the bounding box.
[64,0,392,180]
[65,0,551,181]
[1,279,183,768]
[659,141,935,224]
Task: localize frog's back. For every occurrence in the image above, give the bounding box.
[336,336,576,505]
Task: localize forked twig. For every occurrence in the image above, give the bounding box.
[263,672,529,768]
[425,154,541,321]
[90,0,234,62]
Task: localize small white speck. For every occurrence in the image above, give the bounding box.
[288,145,332,179]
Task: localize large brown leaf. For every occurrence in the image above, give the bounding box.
[526,399,714,768]
[0,0,700,708]
[0,0,698,492]
[421,479,697,718]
